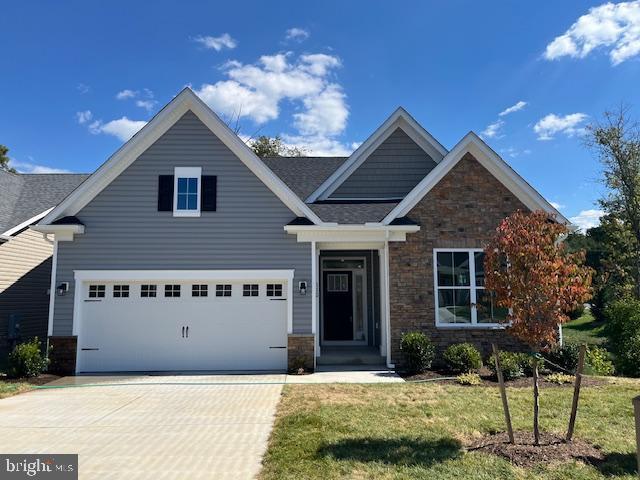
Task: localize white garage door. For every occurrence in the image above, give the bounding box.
[75,271,291,373]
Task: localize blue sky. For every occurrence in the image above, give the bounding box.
[2,1,640,230]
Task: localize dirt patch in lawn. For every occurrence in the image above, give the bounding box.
[0,374,60,386]
[467,431,604,468]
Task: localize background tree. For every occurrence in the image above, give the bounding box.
[484,210,592,445]
[250,136,307,157]
[587,106,640,298]
[0,145,17,173]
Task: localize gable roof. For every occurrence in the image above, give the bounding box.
[382,132,571,226]
[306,107,448,203]
[39,88,324,226]
[261,156,347,200]
[0,170,89,235]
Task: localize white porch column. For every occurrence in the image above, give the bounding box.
[311,241,320,357]
[379,243,393,367]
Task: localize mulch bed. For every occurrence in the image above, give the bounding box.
[399,368,608,388]
[466,431,605,468]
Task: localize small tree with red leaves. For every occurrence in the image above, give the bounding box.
[484,210,592,445]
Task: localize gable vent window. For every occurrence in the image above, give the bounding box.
[141,284,157,298]
[113,285,130,298]
[243,284,259,297]
[88,285,105,298]
[165,284,181,298]
[216,284,232,297]
[266,284,283,297]
[192,284,208,297]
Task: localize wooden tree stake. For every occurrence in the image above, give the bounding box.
[492,343,514,444]
[633,395,640,478]
[566,344,586,442]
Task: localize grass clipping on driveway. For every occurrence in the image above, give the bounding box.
[260,381,639,479]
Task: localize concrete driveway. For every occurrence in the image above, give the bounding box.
[0,375,284,479]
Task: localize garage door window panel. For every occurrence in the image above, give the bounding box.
[216,284,232,297]
[266,284,283,297]
[165,284,181,297]
[88,285,105,298]
[113,285,130,298]
[243,284,259,297]
[141,284,157,298]
[192,284,208,297]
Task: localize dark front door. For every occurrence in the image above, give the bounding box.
[322,271,353,341]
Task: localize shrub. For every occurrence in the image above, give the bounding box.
[488,351,524,381]
[517,353,544,376]
[568,303,586,320]
[442,343,482,373]
[585,345,615,376]
[456,372,482,386]
[8,337,48,378]
[616,333,640,377]
[603,299,640,349]
[546,343,580,373]
[400,332,435,374]
[546,373,575,384]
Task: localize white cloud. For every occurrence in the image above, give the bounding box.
[550,201,566,210]
[544,1,640,65]
[116,89,137,100]
[194,51,352,155]
[570,209,604,231]
[76,83,90,94]
[136,99,158,112]
[481,119,504,139]
[10,160,71,174]
[281,135,357,156]
[75,110,93,124]
[193,33,237,51]
[286,27,310,41]
[88,117,147,141]
[499,100,528,116]
[500,146,531,158]
[533,113,588,140]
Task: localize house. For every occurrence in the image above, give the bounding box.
[34,88,568,375]
[0,170,88,356]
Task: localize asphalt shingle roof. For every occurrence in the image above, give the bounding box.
[0,171,89,234]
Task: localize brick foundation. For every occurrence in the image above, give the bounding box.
[389,153,528,367]
[48,336,77,375]
[287,334,315,372]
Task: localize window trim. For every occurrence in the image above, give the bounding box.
[173,167,202,217]
[433,248,505,329]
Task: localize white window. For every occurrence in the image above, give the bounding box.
[266,284,283,297]
[113,285,130,298]
[173,167,201,217]
[434,249,508,327]
[88,285,105,298]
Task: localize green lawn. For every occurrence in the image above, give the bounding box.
[260,380,639,479]
[0,380,33,399]
[563,310,607,346]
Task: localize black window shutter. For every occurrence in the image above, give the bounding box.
[158,175,174,211]
[201,175,217,211]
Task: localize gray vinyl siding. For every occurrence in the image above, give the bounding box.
[0,228,52,353]
[52,111,312,335]
[331,128,437,199]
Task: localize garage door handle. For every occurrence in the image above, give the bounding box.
[186,326,189,338]
[182,326,185,338]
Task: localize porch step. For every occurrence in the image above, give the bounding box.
[317,346,386,366]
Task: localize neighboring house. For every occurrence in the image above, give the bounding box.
[35,88,569,375]
[0,170,88,356]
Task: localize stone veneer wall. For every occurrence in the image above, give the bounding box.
[389,153,529,365]
[48,336,77,375]
[287,334,315,372]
